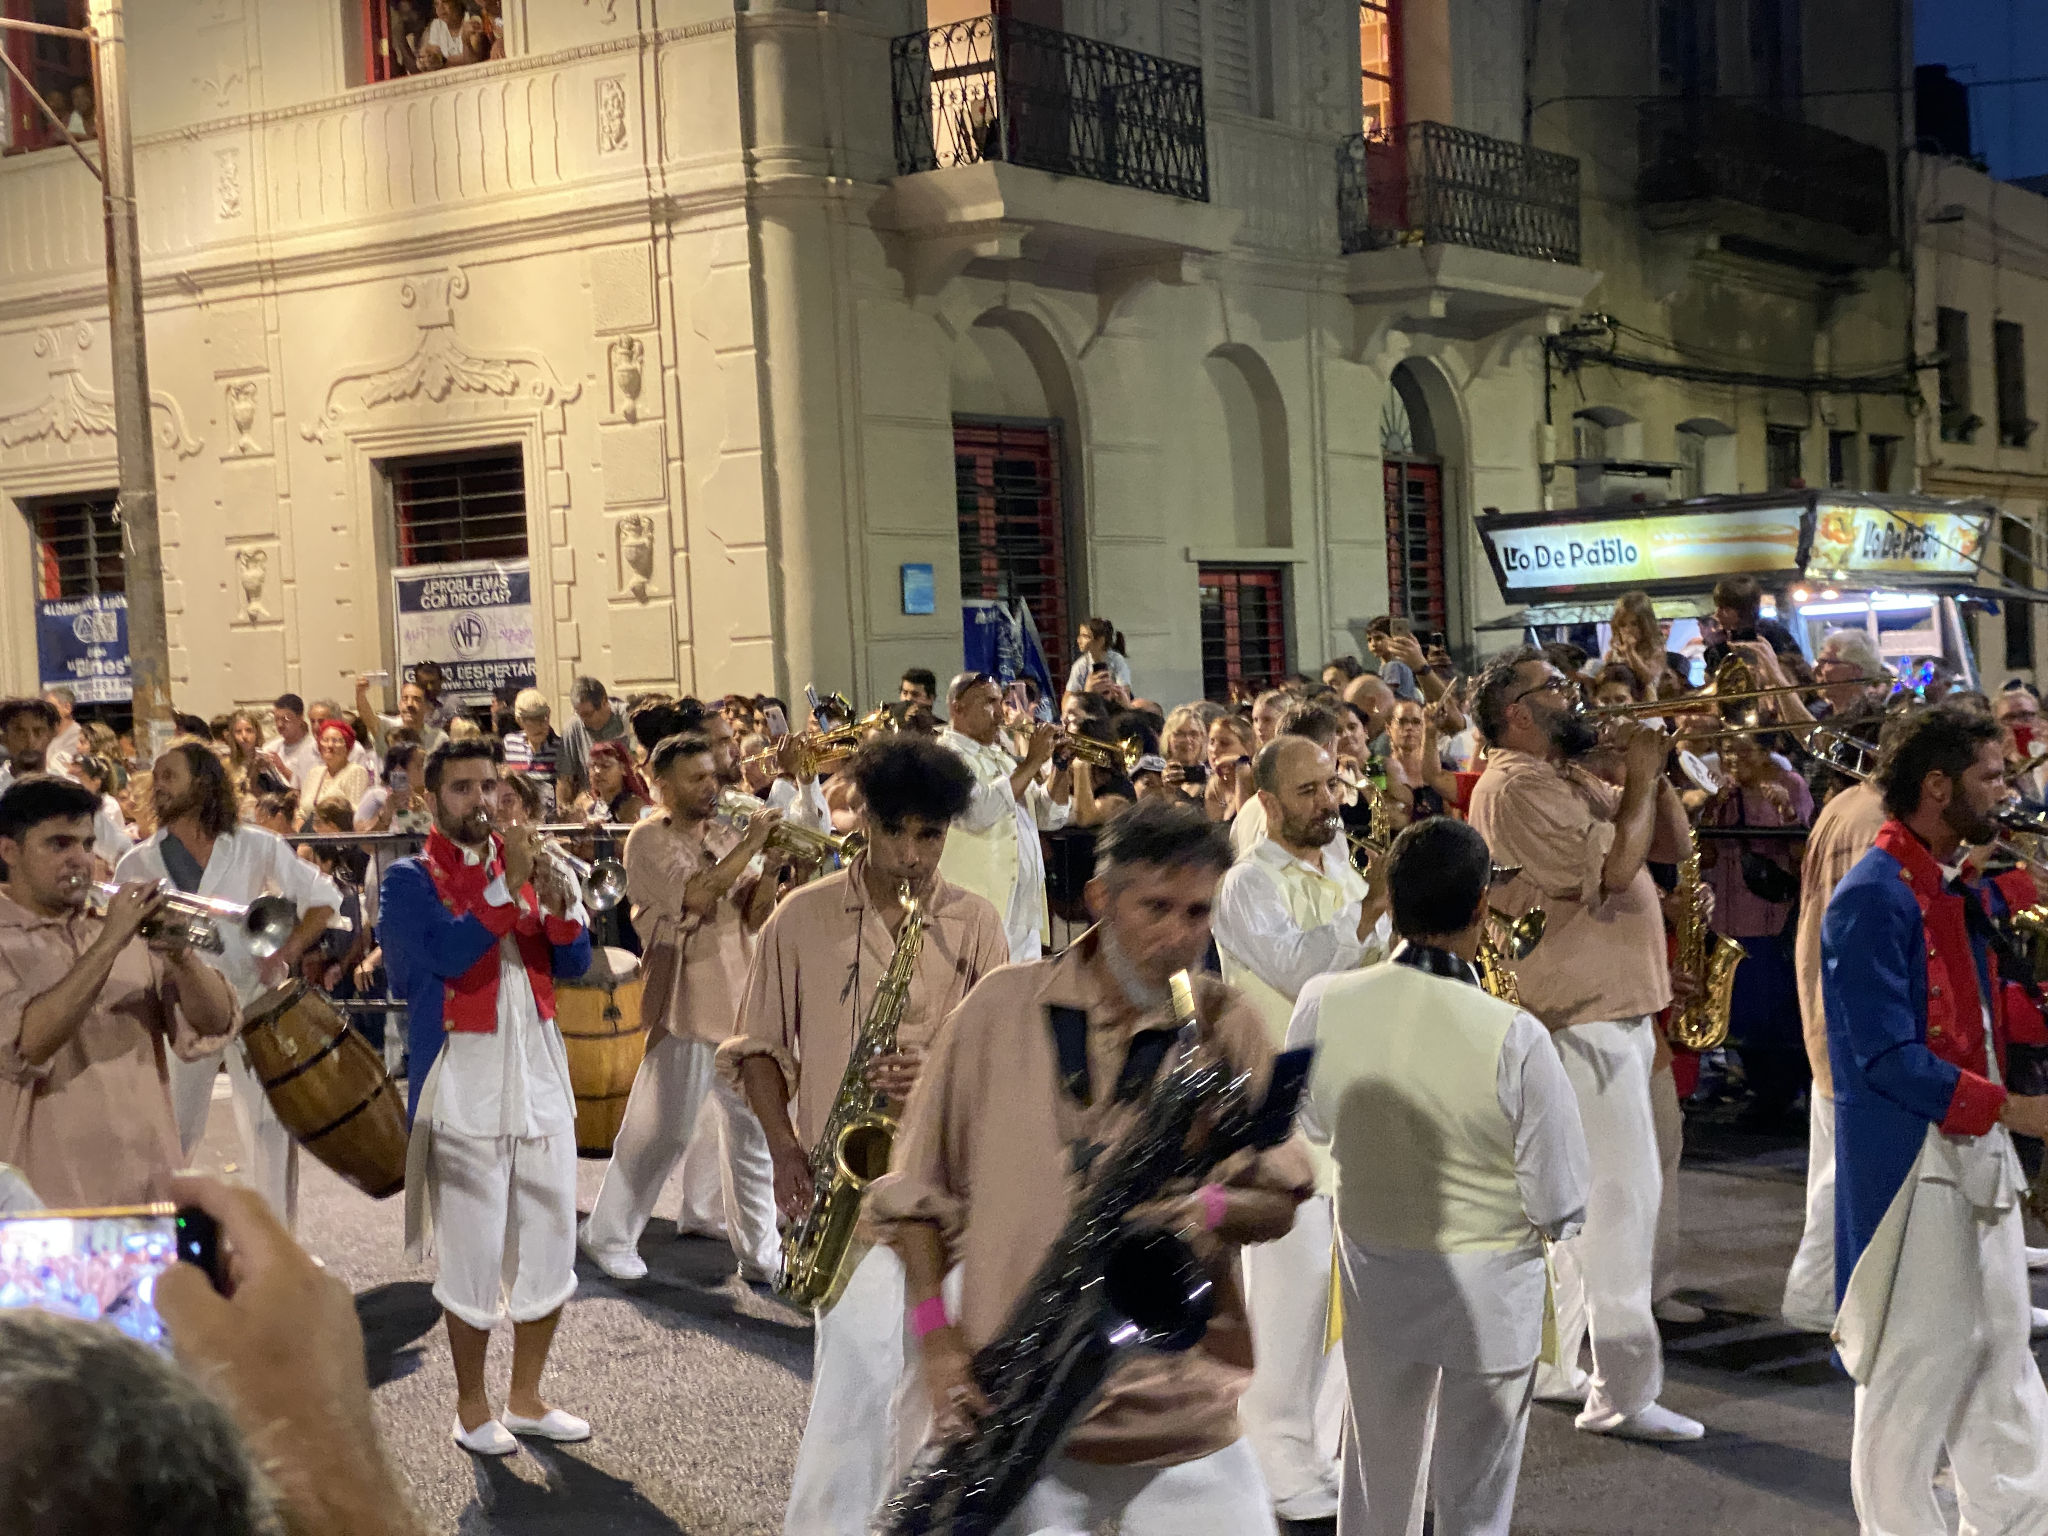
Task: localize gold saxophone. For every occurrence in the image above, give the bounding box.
[776,883,926,1311]
[1668,826,1744,1050]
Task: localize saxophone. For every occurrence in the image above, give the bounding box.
[1474,928,1523,1006]
[1668,825,1744,1050]
[877,973,1312,1536]
[776,883,926,1311]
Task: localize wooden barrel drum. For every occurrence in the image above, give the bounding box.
[241,980,409,1199]
[558,947,647,1158]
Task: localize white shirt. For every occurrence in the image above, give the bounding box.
[1288,971,1589,1373]
[429,858,582,1142]
[275,730,321,791]
[423,15,464,61]
[1065,650,1133,695]
[1213,838,1388,999]
[93,794,134,864]
[939,727,1071,959]
[115,826,342,1006]
[47,722,82,775]
[766,775,831,833]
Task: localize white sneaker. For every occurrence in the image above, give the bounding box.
[502,1408,591,1443]
[1534,1363,1591,1404]
[577,1228,648,1282]
[452,1416,518,1456]
[1653,1298,1707,1324]
[1577,1402,1706,1442]
[2027,1246,2048,1273]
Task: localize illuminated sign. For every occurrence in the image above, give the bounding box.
[1487,507,1806,594]
[1808,503,1987,578]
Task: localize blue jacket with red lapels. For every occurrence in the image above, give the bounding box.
[1821,821,2048,1301]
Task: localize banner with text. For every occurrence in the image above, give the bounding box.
[1809,502,1988,579]
[393,561,536,704]
[36,593,131,704]
[1486,506,1807,595]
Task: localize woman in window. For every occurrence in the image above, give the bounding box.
[296,721,372,830]
[1065,616,1132,697]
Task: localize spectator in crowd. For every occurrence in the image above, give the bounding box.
[1606,590,1683,695]
[1065,616,1132,696]
[1385,697,1459,822]
[1322,655,1364,690]
[357,741,428,834]
[1702,574,1799,673]
[271,694,320,789]
[417,0,473,69]
[578,739,654,826]
[1205,711,1257,822]
[42,687,81,773]
[1364,617,1425,703]
[1342,674,1397,749]
[67,83,93,139]
[561,675,629,802]
[65,752,135,866]
[0,697,58,795]
[297,721,373,831]
[1812,628,1891,719]
[1158,703,1211,807]
[900,668,938,709]
[503,688,564,818]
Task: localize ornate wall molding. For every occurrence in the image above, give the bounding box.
[0,324,205,459]
[299,270,582,457]
[597,76,630,154]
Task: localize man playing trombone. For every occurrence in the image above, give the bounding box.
[1211,727,1390,1524]
[580,731,784,1282]
[379,738,594,1456]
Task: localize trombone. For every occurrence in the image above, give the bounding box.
[90,881,299,957]
[1577,654,1825,736]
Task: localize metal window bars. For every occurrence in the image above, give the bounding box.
[891,15,1210,204]
[390,449,528,567]
[1337,120,1581,264]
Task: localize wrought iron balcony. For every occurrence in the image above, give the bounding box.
[1337,122,1581,264]
[890,16,1209,203]
[1636,98,1893,266]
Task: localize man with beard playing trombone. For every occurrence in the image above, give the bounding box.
[719,735,1009,1536]
[1466,646,1703,1442]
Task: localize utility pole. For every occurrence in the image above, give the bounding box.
[0,0,170,756]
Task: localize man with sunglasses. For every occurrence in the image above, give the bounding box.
[1466,646,1704,1443]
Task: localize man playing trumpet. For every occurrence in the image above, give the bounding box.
[379,739,594,1456]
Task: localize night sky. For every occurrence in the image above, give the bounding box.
[1919,0,2048,181]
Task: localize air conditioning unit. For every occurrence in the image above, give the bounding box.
[1556,458,1683,508]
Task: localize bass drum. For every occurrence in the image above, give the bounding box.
[558,947,647,1158]
[241,980,409,1199]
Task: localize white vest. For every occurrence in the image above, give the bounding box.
[1309,961,1533,1255]
[1218,847,1366,1194]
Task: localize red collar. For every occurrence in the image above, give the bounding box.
[424,827,502,913]
[1873,820,1952,893]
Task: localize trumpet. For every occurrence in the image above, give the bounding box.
[716,789,864,862]
[1058,731,1144,776]
[487,816,628,912]
[738,707,889,778]
[91,881,298,958]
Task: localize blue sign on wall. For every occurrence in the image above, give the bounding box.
[36,592,130,703]
[901,562,936,615]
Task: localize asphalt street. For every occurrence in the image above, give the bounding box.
[188,1082,2048,1536]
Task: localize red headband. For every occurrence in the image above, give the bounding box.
[317,720,356,749]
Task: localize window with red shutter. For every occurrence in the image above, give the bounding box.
[1383,459,1446,634]
[1198,564,1288,702]
[386,448,528,567]
[954,419,1073,682]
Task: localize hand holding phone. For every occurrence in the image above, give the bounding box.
[0,1203,222,1350]
[764,705,789,740]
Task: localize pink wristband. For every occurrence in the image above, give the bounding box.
[909,1295,951,1339]
[1196,1182,1229,1232]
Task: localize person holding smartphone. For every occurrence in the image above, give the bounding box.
[1064,616,1132,697]
[0,777,237,1208]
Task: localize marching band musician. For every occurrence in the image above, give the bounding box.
[937,672,1071,962]
[718,736,1007,1536]
[1288,817,1589,1536]
[868,802,1315,1536]
[579,732,784,1283]
[1823,706,2048,1530]
[0,776,237,1207]
[1465,647,1704,1442]
[1211,728,1391,1524]
[379,739,594,1456]
[115,739,339,1227]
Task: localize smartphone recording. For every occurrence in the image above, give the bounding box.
[0,1205,219,1350]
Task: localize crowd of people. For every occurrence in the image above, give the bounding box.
[383,0,507,75]
[3,578,2048,1536]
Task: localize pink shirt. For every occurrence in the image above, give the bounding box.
[625,811,759,1046]
[1794,782,1887,1095]
[1700,771,1813,940]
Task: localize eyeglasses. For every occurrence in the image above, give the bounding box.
[1507,677,1566,707]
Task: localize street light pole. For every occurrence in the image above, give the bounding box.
[89,0,173,757]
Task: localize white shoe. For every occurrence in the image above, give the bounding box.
[1653,1298,1707,1324]
[1534,1363,1591,1404]
[2027,1246,2048,1273]
[452,1416,519,1456]
[577,1226,648,1281]
[502,1408,591,1443]
[2032,1307,2048,1339]
[1577,1402,1706,1442]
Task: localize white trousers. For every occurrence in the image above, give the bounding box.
[1780,1090,1839,1333]
[1850,1149,2048,1535]
[673,1078,783,1279]
[996,1438,1279,1536]
[1549,1016,1664,1421]
[428,1125,579,1330]
[1650,1055,1684,1306]
[1241,1192,1345,1518]
[168,1044,299,1230]
[1337,1324,1534,1536]
[585,1034,715,1258]
[785,1245,950,1535]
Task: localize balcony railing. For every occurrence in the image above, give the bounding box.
[1337,122,1581,263]
[1637,98,1892,244]
[890,17,1209,203]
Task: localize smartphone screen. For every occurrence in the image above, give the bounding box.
[0,1205,217,1350]
[763,705,789,740]
[1388,616,1414,639]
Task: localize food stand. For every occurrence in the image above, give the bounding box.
[1474,490,1999,686]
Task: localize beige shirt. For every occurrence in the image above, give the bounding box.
[1468,749,1671,1028]
[0,893,224,1207]
[716,861,1009,1148]
[865,930,1317,1467]
[626,810,759,1046]
[1795,781,1887,1097]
